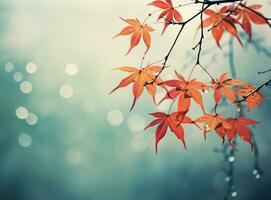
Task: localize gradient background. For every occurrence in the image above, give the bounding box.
[0,0,271,200]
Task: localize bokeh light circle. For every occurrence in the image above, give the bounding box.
[20,81,33,94]
[107,110,123,126]
[59,84,74,99]
[4,62,14,72]
[224,177,230,182]
[13,72,23,82]
[231,191,238,197]
[16,107,28,119]
[65,64,78,76]
[18,133,32,147]
[252,169,258,175]
[26,62,38,74]
[25,113,38,125]
[228,156,235,162]
[127,114,145,132]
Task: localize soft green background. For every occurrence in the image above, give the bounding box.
[0,0,270,199]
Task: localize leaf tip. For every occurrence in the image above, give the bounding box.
[129,98,137,111]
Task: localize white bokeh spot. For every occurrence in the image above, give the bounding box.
[26,62,38,74]
[16,106,28,119]
[20,81,33,94]
[59,84,74,99]
[65,64,79,76]
[107,110,123,126]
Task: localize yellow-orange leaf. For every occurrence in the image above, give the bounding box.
[149,0,183,34]
[196,114,231,139]
[159,71,209,113]
[212,72,245,105]
[236,84,264,111]
[114,18,154,55]
[110,65,164,110]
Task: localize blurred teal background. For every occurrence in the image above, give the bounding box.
[0,0,271,199]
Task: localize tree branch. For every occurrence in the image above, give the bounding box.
[236,78,271,104]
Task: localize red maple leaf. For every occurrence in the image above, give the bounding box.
[149,0,183,34]
[226,117,260,147]
[212,72,244,105]
[110,65,164,110]
[114,18,154,55]
[235,4,267,39]
[195,113,231,139]
[159,71,208,113]
[145,111,194,153]
[236,84,264,111]
[202,6,242,48]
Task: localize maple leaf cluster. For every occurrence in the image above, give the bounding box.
[202,4,268,47]
[145,72,262,152]
[114,1,269,54]
[111,66,264,152]
[111,0,270,153]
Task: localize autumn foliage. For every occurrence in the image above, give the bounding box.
[111,0,270,153]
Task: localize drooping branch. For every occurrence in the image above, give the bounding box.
[146,4,212,85]
[146,23,185,85]
[236,77,271,104]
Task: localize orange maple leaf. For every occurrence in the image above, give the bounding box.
[213,72,244,105]
[236,84,264,111]
[145,111,194,153]
[159,71,209,113]
[110,65,163,110]
[114,18,154,55]
[196,113,231,139]
[149,0,183,34]
[235,4,267,39]
[202,6,242,48]
[226,117,260,147]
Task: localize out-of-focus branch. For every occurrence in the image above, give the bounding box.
[223,37,238,200]
[258,68,271,74]
[222,36,266,199]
